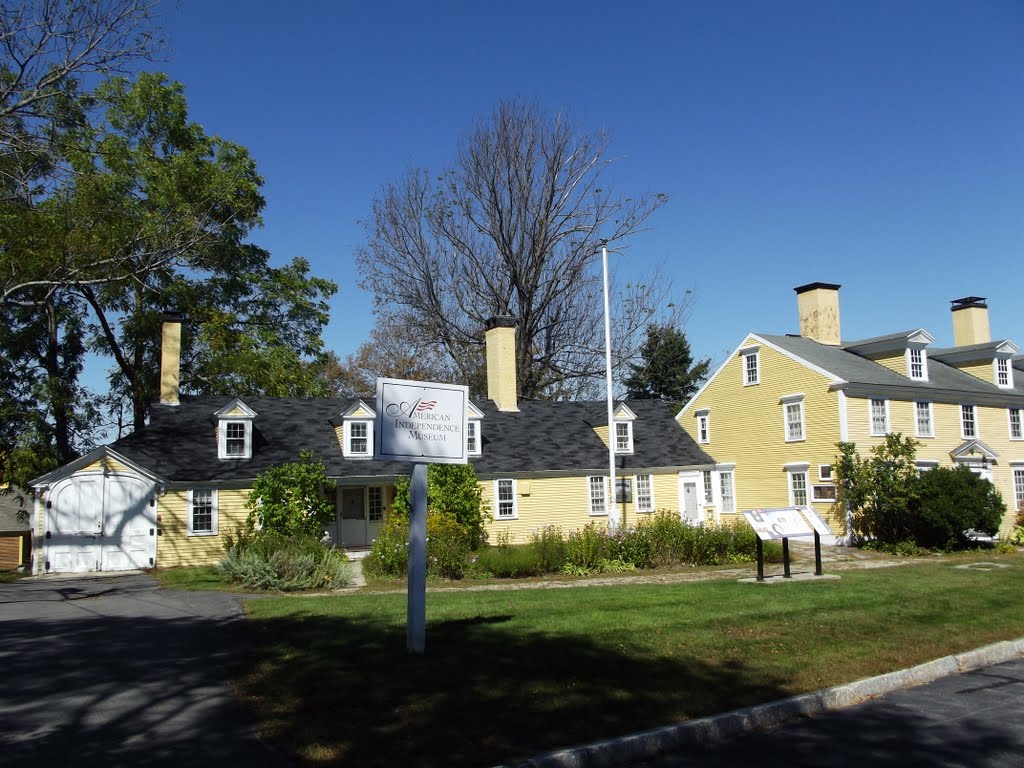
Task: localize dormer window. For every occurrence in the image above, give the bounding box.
[215,399,257,460]
[225,422,248,456]
[466,402,484,456]
[612,404,636,454]
[339,400,376,459]
[908,347,928,381]
[996,358,1013,389]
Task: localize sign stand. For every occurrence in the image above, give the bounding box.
[745,506,833,582]
[408,463,428,654]
[374,377,470,657]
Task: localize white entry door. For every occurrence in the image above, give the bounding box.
[339,488,368,547]
[682,481,700,523]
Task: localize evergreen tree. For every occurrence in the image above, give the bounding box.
[622,324,710,409]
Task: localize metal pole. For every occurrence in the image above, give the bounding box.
[408,463,427,654]
[782,538,791,579]
[602,244,619,530]
[756,537,764,582]
[814,530,823,576]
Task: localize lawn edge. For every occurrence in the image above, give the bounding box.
[503,637,1024,768]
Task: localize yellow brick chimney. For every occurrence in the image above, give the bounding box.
[485,316,519,412]
[950,296,991,346]
[160,313,182,406]
[795,282,842,346]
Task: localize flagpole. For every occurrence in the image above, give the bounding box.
[602,243,619,530]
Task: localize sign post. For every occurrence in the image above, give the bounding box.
[375,378,469,655]
[742,506,833,581]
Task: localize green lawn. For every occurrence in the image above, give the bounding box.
[235,551,1024,767]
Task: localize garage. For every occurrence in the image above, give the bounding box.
[40,462,157,574]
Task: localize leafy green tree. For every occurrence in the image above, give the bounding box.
[245,452,335,537]
[833,434,920,544]
[622,323,710,408]
[392,463,488,548]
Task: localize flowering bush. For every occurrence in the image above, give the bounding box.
[245,451,334,536]
[363,510,471,579]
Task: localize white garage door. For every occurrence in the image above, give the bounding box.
[45,473,157,573]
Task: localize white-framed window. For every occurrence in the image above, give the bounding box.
[719,471,735,513]
[467,420,481,455]
[614,421,633,453]
[812,484,836,502]
[916,460,939,475]
[1009,408,1023,441]
[1014,467,1024,510]
[696,410,710,444]
[219,421,252,459]
[787,466,809,506]
[818,464,833,481]
[343,419,373,457]
[368,486,384,522]
[907,348,928,381]
[781,395,805,442]
[636,474,654,512]
[961,404,977,439]
[588,475,607,515]
[869,398,889,436]
[742,348,760,386]
[702,470,714,504]
[494,478,517,519]
[915,401,934,438]
[996,358,1013,389]
[187,488,218,536]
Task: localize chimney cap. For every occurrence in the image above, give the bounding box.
[950,296,987,311]
[794,282,841,295]
[484,315,517,331]
[161,311,184,323]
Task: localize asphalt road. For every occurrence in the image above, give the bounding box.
[0,574,290,767]
[639,657,1024,768]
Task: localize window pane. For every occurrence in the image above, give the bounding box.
[589,476,606,514]
[368,487,383,521]
[636,475,653,512]
[786,402,803,440]
[497,479,515,518]
[720,472,735,513]
[703,470,713,503]
[916,402,932,436]
[226,422,246,455]
[350,421,368,453]
[467,421,477,452]
[791,472,808,506]
[1015,469,1024,510]
[871,399,887,434]
[962,405,976,438]
[744,353,758,384]
[615,423,630,451]
[909,349,924,379]
[191,490,213,532]
[1011,409,1023,440]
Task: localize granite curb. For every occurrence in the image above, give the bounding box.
[504,637,1024,768]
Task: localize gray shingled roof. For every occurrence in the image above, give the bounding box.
[758,334,1024,405]
[0,490,29,531]
[107,395,713,484]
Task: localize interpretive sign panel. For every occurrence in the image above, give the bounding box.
[796,504,833,537]
[375,378,469,464]
[743,507,815,541]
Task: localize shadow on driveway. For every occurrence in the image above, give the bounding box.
[0,574,288,767]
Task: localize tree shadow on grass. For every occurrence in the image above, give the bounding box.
[238,608,796,767]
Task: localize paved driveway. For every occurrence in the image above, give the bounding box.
[0,574,289,767]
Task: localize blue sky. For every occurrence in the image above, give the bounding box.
[154,0,1023,373]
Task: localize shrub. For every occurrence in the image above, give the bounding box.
[912,466,1005,549]
[564,523,608,570]
[220,530,352,591]
[363,510,471,579]
[530,526,568,572]
[392,464,489,548]
[472,545,545,578]
[245,451,335,536]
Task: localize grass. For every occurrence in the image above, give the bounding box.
[0,569,27,583]
[152,565,236,591]
[233,550,1024,767]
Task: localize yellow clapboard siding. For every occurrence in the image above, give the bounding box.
[681,336,845,532]
[873,353,907,377]
[959,361,995,386]
[481,472,682,544]
[156,488,251,568]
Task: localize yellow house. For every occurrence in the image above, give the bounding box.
[678,283,1024,542]
[28,317,714,574]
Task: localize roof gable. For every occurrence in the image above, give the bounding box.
[214,398,257,419]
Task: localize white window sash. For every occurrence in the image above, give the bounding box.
[187,488,218,536]
[494,478,517,519]
[636,474,654,512]
[588,476,608,515]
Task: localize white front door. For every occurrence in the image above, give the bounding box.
[100,475,156,570]
[682,481,700,523]
[339,488,368,547]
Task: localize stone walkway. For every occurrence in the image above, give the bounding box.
[347,541,929,595]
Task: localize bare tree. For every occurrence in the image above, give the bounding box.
[358,99,686,400]
[0,0,161,133]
